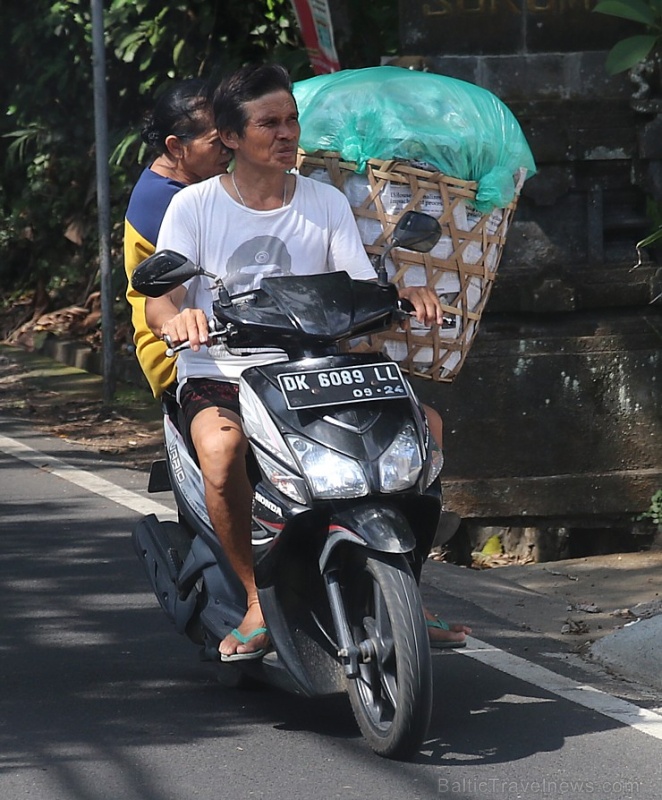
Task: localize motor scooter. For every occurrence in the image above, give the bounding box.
[131,211,445,759]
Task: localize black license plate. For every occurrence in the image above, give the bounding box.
[277,363,407,410]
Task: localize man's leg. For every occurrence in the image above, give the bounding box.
[421,403,472,646]
[189,405,269,657]
[188,394,466,653]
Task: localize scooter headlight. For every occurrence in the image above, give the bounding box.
[287,436,369,499]
[378,423,422,493]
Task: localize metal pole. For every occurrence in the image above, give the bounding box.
[90,0,115,403]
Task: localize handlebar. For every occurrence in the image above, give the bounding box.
[161,292,420,358]
[162,325,227,358]
[164,337,187,358]
[163,298,419,357]
[397,297,416,315]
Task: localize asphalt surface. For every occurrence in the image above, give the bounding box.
[3,340,662,800]
[2,338,662,702]
[3,416,662,800]
[421,553,662,703]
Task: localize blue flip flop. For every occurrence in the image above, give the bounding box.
[220,626,269,662]
[426,618,467,650]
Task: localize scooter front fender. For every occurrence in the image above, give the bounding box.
[319,503,415,572]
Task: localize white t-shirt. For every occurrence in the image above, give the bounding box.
[156,174,376,384]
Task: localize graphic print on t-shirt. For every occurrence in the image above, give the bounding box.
[224,235,292,294]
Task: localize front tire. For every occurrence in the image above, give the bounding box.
[341,550,432,760]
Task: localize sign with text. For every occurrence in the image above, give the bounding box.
[290,0,341,74]
[278,363,407,409]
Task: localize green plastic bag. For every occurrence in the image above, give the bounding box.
[293,66,536,212]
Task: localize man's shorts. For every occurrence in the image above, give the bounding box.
[178,378,241,434]
[178,377,260,482]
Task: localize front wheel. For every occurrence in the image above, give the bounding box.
[341,550,432,760]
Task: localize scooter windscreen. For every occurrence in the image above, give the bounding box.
[214,271,398,344]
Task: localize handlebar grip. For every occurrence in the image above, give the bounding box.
[162,333,189,358]
[163,325,226,357]
[397,298,416,315]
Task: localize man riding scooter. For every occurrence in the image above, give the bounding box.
[143,62,471,661]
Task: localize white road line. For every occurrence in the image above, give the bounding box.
[461,638,662,740]
[0,432,174,518]
[3,430,661,739]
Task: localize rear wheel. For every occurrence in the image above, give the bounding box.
[341,550,432,760]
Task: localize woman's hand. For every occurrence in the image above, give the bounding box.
[398,286,443,326]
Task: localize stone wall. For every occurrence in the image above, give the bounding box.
[396,4,662,525]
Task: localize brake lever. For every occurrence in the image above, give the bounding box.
[163,324,228,358]
[396,297,416,318]
[396,297,456,330]
[164,336,189,358]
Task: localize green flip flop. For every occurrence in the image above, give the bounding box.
[220,626,269,662]
[426,617,467,650]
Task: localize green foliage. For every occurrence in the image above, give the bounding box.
[632,198,662,289]
[0,0,312,312]
[1,0,397,329]
[636,224,662,249]
[593,0,662,73]
[639,489,662,525]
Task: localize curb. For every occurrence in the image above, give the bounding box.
[35,333,149,392]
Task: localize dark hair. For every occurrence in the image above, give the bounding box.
[140,79,212,153]
[212,64,293,137]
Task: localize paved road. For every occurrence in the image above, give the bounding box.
[1,416,661,800]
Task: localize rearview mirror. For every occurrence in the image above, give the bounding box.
[391,211,441,253]
[131,250,202,297]
[375,211,442,285]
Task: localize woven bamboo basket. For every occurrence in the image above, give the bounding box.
[297,150,523,382]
